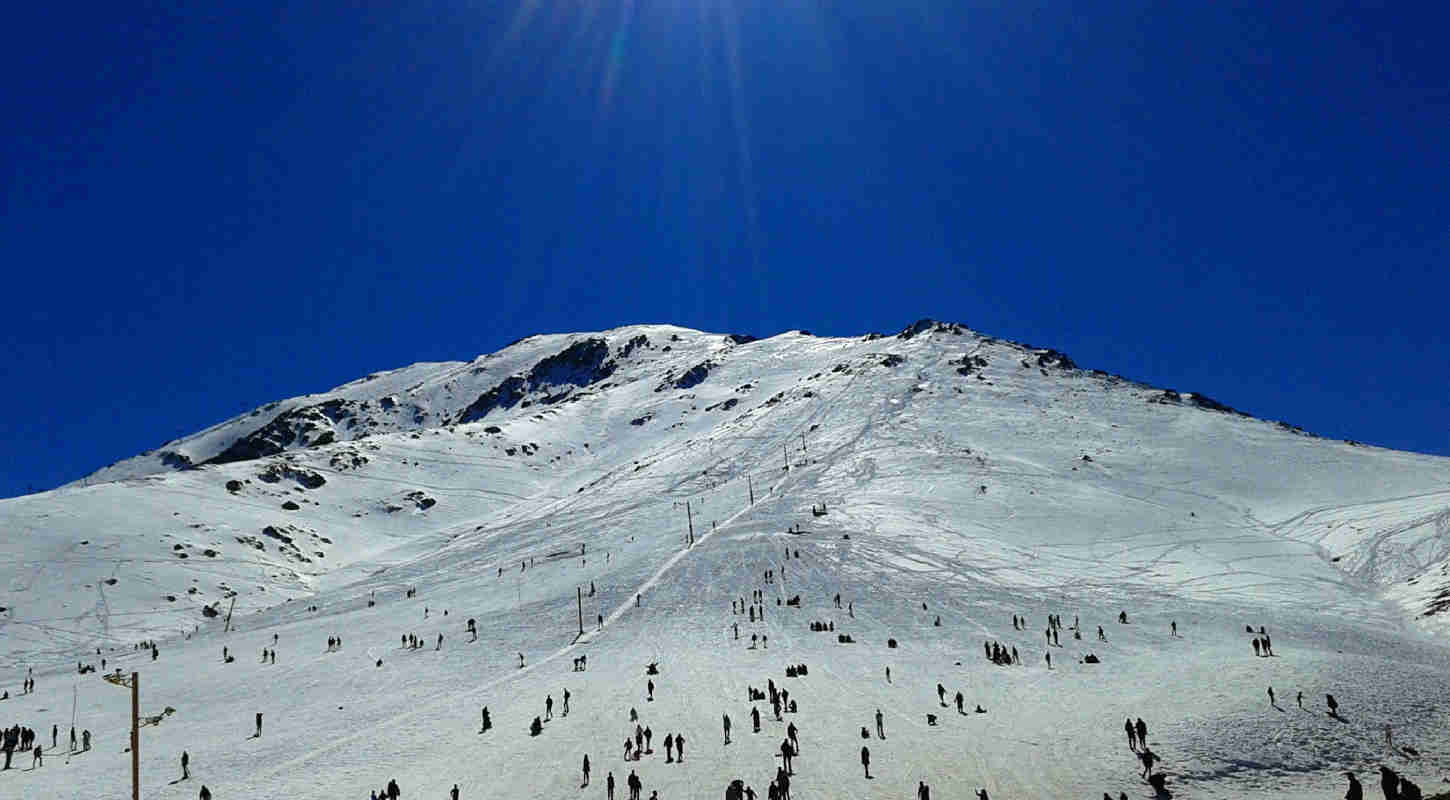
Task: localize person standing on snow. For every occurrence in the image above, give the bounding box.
[875,709,884,739]
[860,745,871,778]
[723,714,731,745]
[1125,717,1137,751]
[582,754,591,786]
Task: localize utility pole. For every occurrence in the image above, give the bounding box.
[223,597,237,633]
[131,673,139,800]
[686,500,694,547]
[577,587,584,637]
[105,670,139,800]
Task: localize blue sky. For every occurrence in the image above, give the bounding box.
[2,0,1446,497]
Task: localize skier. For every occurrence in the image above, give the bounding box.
[875,708,885,739]
[861,745,871,778]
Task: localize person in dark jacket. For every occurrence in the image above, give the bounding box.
[1379,766,1398,800]
[860,745,871,778]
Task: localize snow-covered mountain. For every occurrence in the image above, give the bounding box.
[3,321,1449,800]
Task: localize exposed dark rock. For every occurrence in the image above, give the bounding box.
[618,334,650,358]
[160,451,194,470]
[630,415,652,426]
[257,464,327,489]
[896,319,964,340]
[457,339,616,423]
[881,354,906,367]
[658,361,714,392]
[225,480,243,493]
[725,333,758,345]
[207,400,357,465]
[1186,392,1248,416]
[1035,349,1077,370]
[329,450,369,470]
[706,398,739,412]
[483,426,502,434]
[281,500,300,511]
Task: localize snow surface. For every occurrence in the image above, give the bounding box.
[3,321,1450,799]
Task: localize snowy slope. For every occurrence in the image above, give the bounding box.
[3,320,1450,800]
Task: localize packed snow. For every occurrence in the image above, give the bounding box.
[3,321,1449,799]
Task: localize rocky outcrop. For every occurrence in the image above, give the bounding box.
[457,339,616,423]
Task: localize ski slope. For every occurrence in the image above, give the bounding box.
[3,321,1449,799]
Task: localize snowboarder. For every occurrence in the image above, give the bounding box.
[860,745,871,778]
